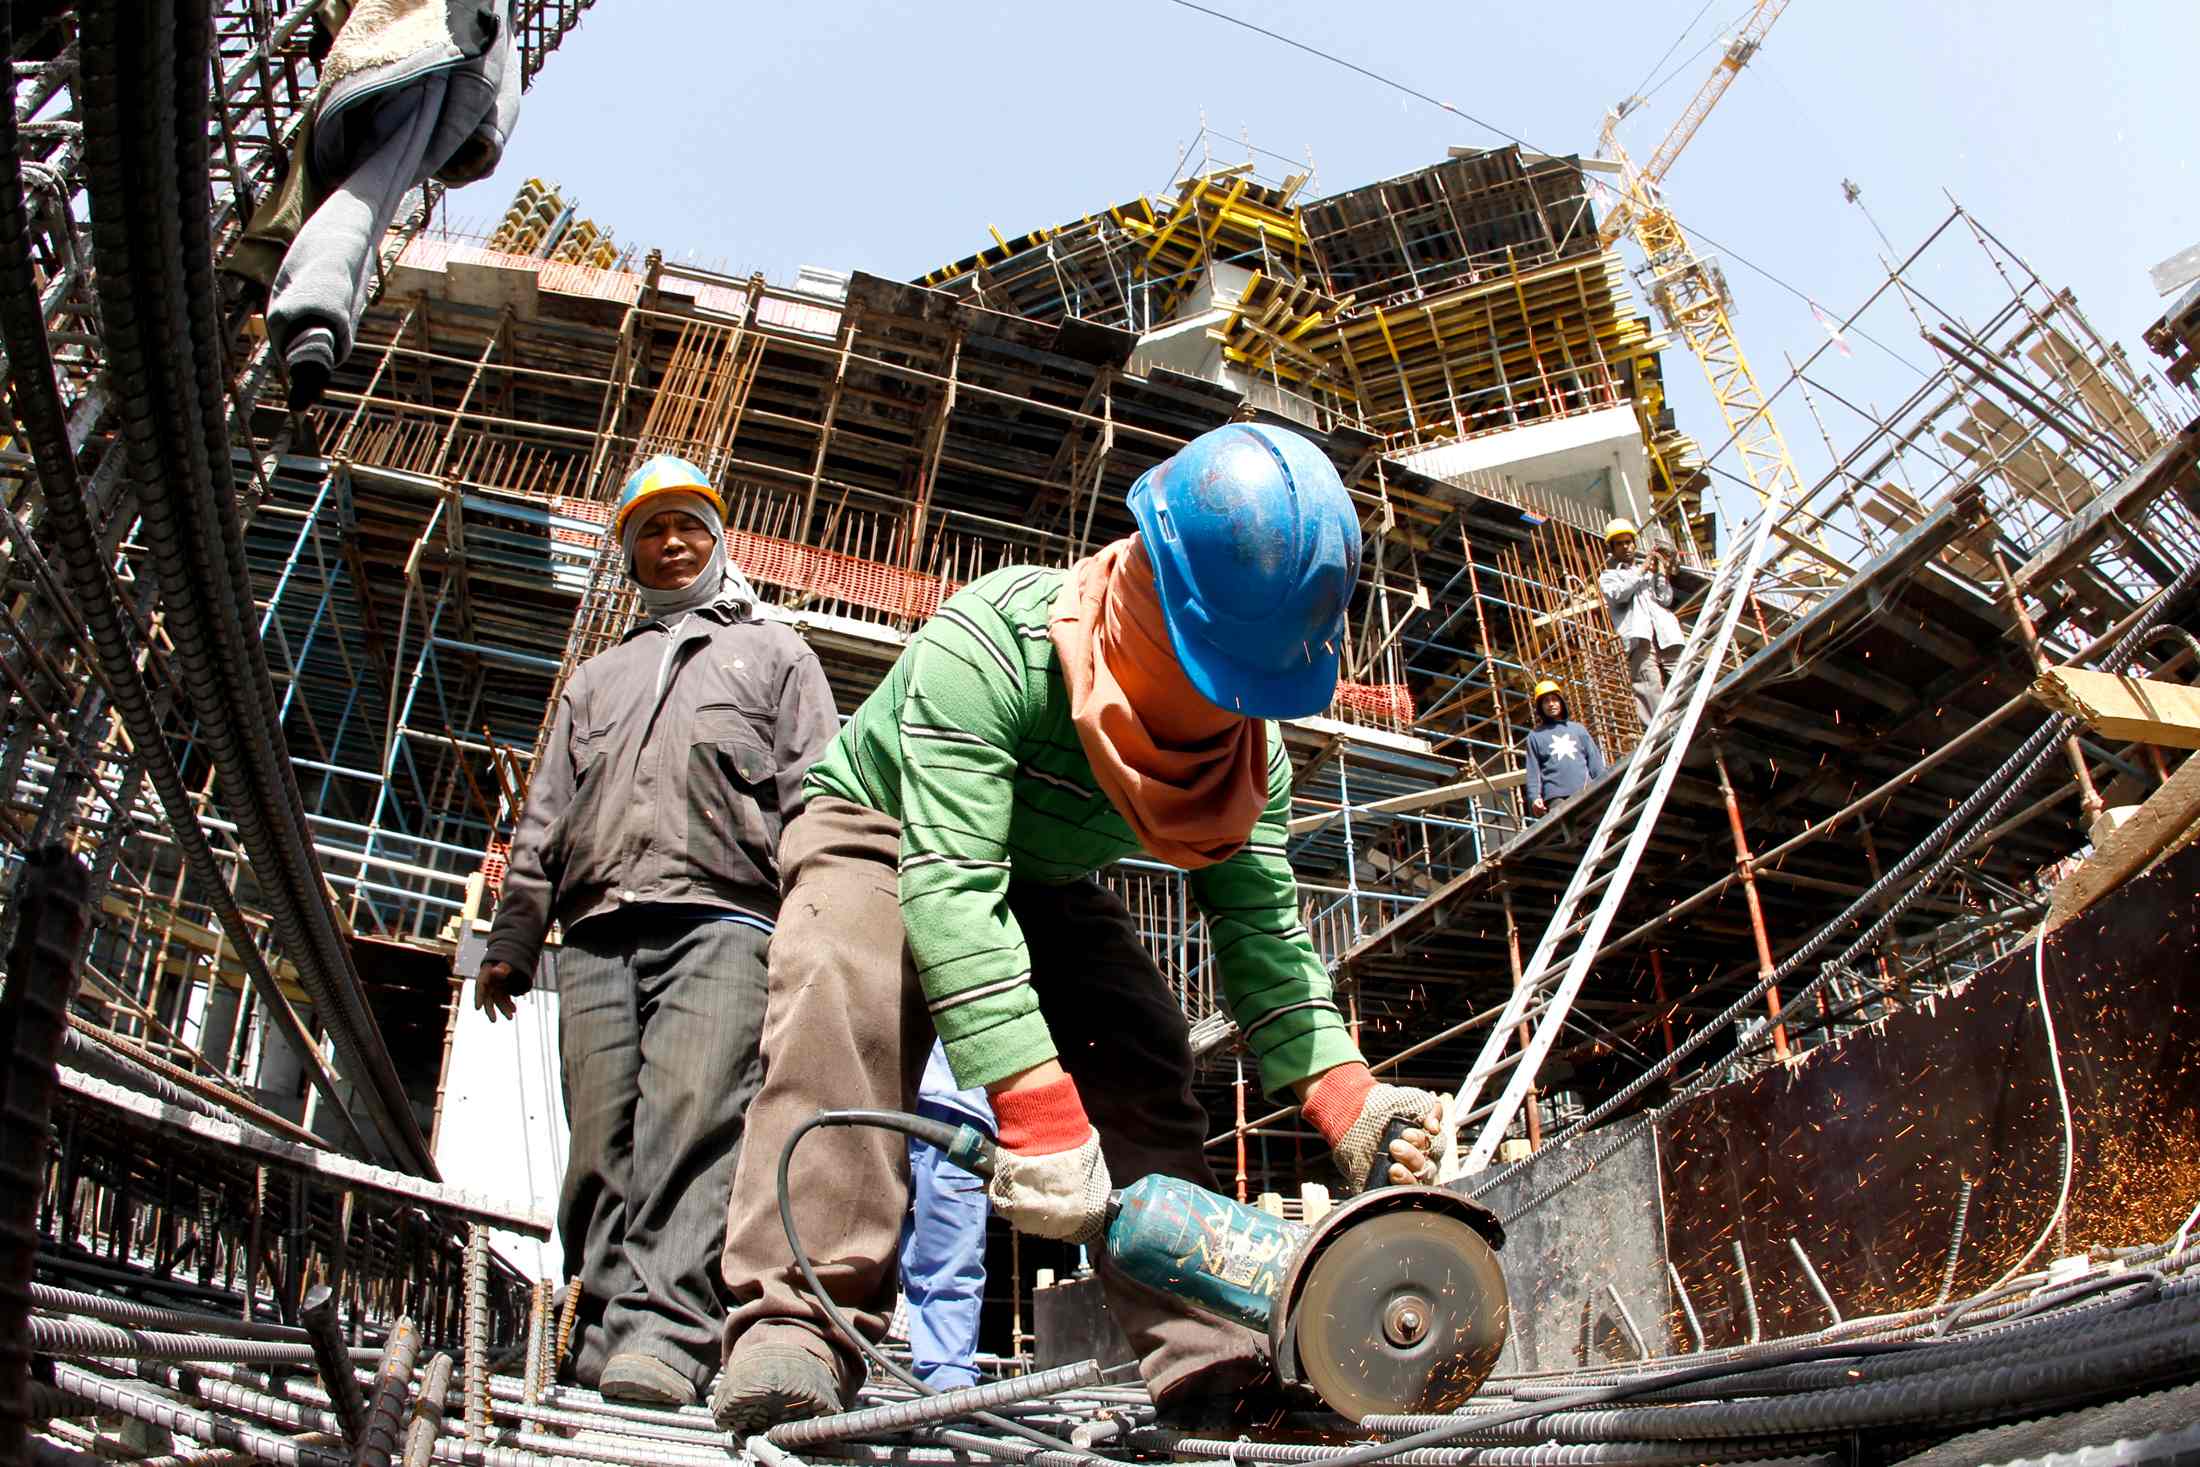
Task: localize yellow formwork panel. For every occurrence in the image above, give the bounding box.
[1310,252,1661,443]
[918,195,1168,288]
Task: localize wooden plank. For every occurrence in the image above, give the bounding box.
[2015,420,2200,593]
[2030,666,2200,750]
[2044,749,2200,932]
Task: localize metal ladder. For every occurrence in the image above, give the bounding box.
[1438,502,1786,1181]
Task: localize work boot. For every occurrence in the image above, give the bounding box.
[598,1351,697,1408]
[710,1326,848,1434]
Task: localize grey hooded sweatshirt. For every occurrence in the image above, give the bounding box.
[240,0,522,387]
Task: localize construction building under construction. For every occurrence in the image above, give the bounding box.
[6,5,2200,1465]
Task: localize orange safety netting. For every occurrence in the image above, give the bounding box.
[549,494,613,548]
[481,838,512,894]
[1331,680,1415,724]
[553,501,1413,726]
[724,529,954,622]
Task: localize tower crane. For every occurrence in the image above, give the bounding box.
[1597,0,1831,573]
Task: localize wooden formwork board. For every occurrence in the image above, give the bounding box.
[2032,666,2200,750]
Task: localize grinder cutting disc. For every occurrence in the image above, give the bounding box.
[1289,1208,1509,1422]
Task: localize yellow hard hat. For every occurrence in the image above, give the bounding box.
[1532,679,1561,699]
[1603,517,1637,543]
[614,454,726,541]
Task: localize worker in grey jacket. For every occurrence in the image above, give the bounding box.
[1597,517,1687,725]
[479,455,838,1407]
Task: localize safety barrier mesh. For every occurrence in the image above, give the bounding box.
[557,508,1414,725]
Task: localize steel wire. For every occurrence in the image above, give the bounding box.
[1146,1440,1828,1467]
[0,0,360,1157]
[1353,1296,2200,1450]
[70,1359,689,1467]
[28,1316,377,1365]
[73,0,421,1166]
[773,1115,1110,1465]
[767,1363,1104,1447]
[43,1364,349,1467]
[1496,1271,2190,1407]
[3,853,88,1467]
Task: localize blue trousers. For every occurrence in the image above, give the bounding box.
[899,1101,990,1389]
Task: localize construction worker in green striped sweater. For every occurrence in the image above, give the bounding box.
[711,423,1451,1432]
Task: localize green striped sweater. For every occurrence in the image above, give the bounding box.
[805,564,1362,1097]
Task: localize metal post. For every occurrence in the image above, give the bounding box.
[552,1278,581,1383]
[1711,742,1790,1062]
[1337,747,1361,941]
[1989,544,2106,829]
[1461,532,1515,829]
[1233,1058,1249,1204]
[1666,1261,1704,1352]
[461,1226,488,1443]
[1009,1231,1027,1368]
[520,1280,549,1407]
[1603,1283,1648,1360]
[1789,1238,1842,1325]
[1649,947,1676,1055]
[1499,887,1541,1150]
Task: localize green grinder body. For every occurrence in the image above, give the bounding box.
[1102,1174,1310,1333]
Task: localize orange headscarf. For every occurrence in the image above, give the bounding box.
[1050,535,1268,869]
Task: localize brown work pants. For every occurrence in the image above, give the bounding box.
[718,796,1266,1400]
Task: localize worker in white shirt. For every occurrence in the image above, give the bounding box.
[1597,518,1686,725]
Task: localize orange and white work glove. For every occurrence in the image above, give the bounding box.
[1301,1063,1450,1190]
[984,1073,1113,1244]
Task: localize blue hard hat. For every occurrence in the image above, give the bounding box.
[1128,423,1361,719]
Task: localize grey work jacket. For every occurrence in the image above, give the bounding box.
[1599,560,1686,650]
[484,607,839,986]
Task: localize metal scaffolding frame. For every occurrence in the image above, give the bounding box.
[2,19,2198,1440]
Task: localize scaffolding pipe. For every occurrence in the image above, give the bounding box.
[1711,743,1790,1063]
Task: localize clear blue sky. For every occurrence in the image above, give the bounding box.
[482,0,2196,525]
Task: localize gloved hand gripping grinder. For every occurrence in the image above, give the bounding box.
[836,1108,1510,1421]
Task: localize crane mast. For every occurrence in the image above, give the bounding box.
[1597,0,1825,570]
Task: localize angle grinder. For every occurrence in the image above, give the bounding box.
[825,1109,1510,1421]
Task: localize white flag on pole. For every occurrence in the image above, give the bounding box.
[1810,301,1853,357]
